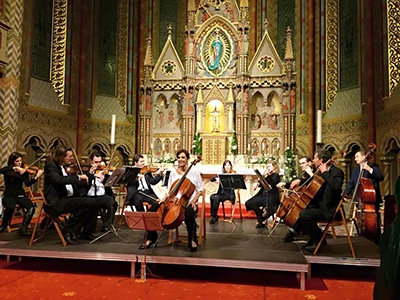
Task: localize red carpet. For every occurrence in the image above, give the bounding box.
[0,258,375,299]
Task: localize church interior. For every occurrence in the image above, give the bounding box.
[0,0,399,298]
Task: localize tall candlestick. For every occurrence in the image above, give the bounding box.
[316,110,322,144]
[110,114,116,144]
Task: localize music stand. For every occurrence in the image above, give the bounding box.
[162,170,171,187]
[219,174,246,233]
[125,211,163,281]
[90,167,142,244]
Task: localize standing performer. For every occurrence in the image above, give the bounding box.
[343,149,383,244]
[85,151,118,232]
[44,146,98,245]
[245,160,280,228]
[209,159,236,224]
[126,154,164,211]
[0,152,44,235]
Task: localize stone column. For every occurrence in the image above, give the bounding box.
[380,156,395,196]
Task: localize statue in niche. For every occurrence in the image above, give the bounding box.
[145,89,152,112]
[208,35,223,71]
[251,140,259,156]
[243,88,249,114]
[187,87,195,114]
[251,114,261,130]
[282,85,290,111]
[222,2,235,22]
[290,86,296,111]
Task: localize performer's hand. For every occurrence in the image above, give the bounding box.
[79,174,88,182]
[290,179,301,189]
[362,163,372,173]
[276,182,286,189]
[156,167,165,175]
[189,200,197,208]
[14,166,26,175]
[318,162,328,173]
[304,166,314,176]
[35,169,44,179]
[90,164,97,174]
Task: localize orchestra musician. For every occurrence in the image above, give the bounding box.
[0,152,44,235]
[126,154,164,212]
[209,159,236,224]
[286,149,344,252]
[85,151,118,232]
[140,149,203,252]
[245,160,280,229]
[44,146,99,245]
[343,150,383,244]
[277,156,314,242]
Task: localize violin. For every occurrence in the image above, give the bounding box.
[140,165,160,174]
[22,164,40,175]
[64,163,90,175]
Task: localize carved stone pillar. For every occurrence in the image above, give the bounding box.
[380,156,395,196]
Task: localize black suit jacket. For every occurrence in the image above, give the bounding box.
[127,172,163,199]
[316,165,345,220]
[344,163,384,205]
[44,160,82,213]
[254,173,280,200]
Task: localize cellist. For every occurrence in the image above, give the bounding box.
[284,149,344,252]
[343,150,383,244]
[139,149,203,252]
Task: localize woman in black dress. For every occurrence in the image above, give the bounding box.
[0,152,43,235]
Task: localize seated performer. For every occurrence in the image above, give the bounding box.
[343,149,383,244]
[277,156,314,242]
[284,149,344,252]
[126,154,164,211]
[209,159,236,224]
[44,146,99,245]
[85,151,118,232]
[277,156,314,190]
[245,160,280,228]
[141,149,203,252]
[0,152,44,235]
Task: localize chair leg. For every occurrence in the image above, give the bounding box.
[313,222,331,255]
[221,202,226,219]
[330,224,337,238]
[340,208,356,258]
[53,222,67,247]
[29,202,44,246]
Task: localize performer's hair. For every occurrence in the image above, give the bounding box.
[7,152,23,167]
[54,145,73,165]
[222,160,233,173]
[133,154,144,163]
[176,149,190,159]
[90,151,102,160]
[314,149,332,163]
[357,150,366,156]
[299,156,312,163]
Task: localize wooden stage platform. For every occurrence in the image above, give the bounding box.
[0,219,380,290]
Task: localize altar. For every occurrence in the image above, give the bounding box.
[137,0,296,165]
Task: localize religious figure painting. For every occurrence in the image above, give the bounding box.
[153,94,180,133]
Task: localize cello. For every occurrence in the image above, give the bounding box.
[157,156,202,229]
[351,143,377,241]
[275,151,343,228]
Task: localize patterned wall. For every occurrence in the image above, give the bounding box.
[0,0,24,167]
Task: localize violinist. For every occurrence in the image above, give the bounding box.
[140,150,203,252]
[209,160,236,224]
[44,146,99,245]
[85,151,118,232]
[0,152,44,235]
[126,154,164,212]
[293,149,344,252]
[343,150,383,244]
[245,160,280,229]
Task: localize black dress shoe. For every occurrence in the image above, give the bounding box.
[209,216,218,224]
[80,233,96,241]
[189,241,198,252]
[138,240,157,250]
[63,232,80,245]
[101,226,110,233]
[255,223,266,229]
[283,231,295,243]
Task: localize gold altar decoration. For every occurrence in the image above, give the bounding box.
[326,0,338,109]
[387,0,400,95]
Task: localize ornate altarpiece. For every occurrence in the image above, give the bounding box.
[138,0,296,164]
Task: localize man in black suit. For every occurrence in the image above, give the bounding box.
[85,151,118,232]
[296,149,344,252]
[44,146,98,245]
[126,154,164,211]
[344,150,384,244]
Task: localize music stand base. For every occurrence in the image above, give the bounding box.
[135,262,161,281]
[89,224,128,244]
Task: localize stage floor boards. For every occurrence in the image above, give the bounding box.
[0,219,380,290]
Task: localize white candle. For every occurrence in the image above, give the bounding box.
[150,143,154,149]
[110,114,116,144]
[162,143,165,151]
[316,110,322,144]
